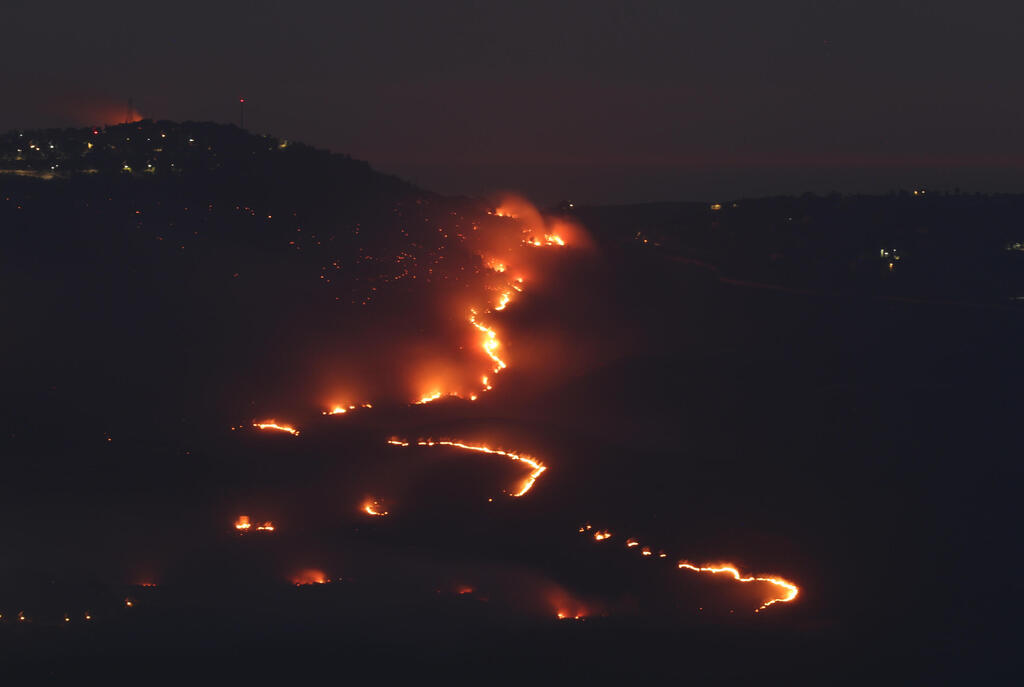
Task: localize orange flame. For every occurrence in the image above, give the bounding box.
[362,498,389,516]
[677,562,800,612]
[236,515,274,532]
[579,525,800,613]
[253,421,299,436]
[556,610,586,620]
[323,403,373,415]
[387,439,547,497]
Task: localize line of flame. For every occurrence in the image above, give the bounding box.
[387,438,547,497]
[253,421,300,436]
[581,525,799,613]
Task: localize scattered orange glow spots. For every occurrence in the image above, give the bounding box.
[677,562,800,612]
[292,569,329,586]
[388,439,547,497]
[236,515,274,532]
[253,421,299,436]
[323,403,372,415]
[556,610,585,620]
[641,547,652,556]
[457,586,475,595]
[626,539,639,547]
[362,498,389,516]
[593,530,612,541]
[125,599,134,608]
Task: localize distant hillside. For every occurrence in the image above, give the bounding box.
[574,193,1024,304]
[0,121,493,441]
[0,119,410,189]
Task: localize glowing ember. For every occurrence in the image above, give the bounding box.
[323,403,372,415]
[593,530,612,541]
[256,522,275,531]
[387,439,547,497]
[362,498,389,516]
[253,421,299,436]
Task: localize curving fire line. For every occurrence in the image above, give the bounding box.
[677,562,799,613]
[580,525,799,613]
[386,438,547,497]
[415,228,566,405]
[235,202,803,619]
[362,498,389,516]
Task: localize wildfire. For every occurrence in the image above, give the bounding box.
[387,439,547,497]
[253,421,299,436]
[493,291,513,311]
[677,562,800,612]
[524,234,566,247]
[323,403,372,415]
[362,498,389,516]
[469,309,507,376]
[579,525,800,613]
[292,569,329,586]
[235,515,274,532]
[406,201,575,404]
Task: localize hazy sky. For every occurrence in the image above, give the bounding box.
[4,1,1024,203]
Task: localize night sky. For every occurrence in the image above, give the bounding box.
[4,0,1024,202]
